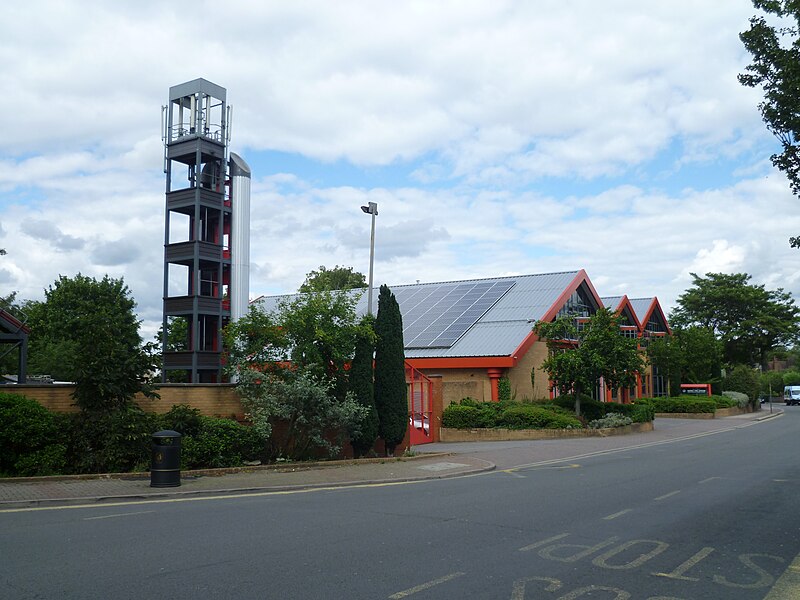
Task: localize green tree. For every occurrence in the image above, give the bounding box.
[783,370,800,385]
[374,285,407,455]
[670,273,800,367]
[739,1,800,246]
[535,308,644,416]
[761,370,784,399]
[723,364,760,407]
[646,335,683,396]
[280,289,365,399]
[674,326,724,387]
[223,294,369,459]
[299,265,368,293]
[348,316,379,457]
[26,274,157,412]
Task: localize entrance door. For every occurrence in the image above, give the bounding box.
[407,364,433,445]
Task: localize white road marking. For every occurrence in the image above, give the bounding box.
[388,571,465,598]
[83,510,155,520]
[654,490,681,501]
[603,509,633,520]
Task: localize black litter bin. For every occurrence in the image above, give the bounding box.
[150,430,182,488]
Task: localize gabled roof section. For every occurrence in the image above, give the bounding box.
[629,297,671,335]
[253,270,588,360]
[600,295,641,329]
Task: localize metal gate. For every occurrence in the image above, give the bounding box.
[407,363,433,445]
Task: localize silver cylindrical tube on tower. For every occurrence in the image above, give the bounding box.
[229,152,251,323]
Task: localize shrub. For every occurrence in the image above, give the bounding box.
[551,395,655,423]
[0,392,70,476]
[723,364,759,407]
[628,403,655,423]
[180,416,265,469]
[66,404,160,474]
[160,404,204,437]
[644,397,716,413]
[442,405,482,429]
[498,377,512,402]
[721,391,749,409]
[497,405,582,430]
[588,413,633,429]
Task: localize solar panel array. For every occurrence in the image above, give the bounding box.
[395,280,516,349]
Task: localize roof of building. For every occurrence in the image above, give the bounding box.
[600,295,641,329]
[628,297,671,335]
[255,269,609,360]
[0,309,29,336]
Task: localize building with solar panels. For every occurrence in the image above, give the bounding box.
[255,269,671,408]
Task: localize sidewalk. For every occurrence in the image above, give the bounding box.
[0,408,782,509]
[0,453,495,509]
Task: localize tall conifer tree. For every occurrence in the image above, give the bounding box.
[374,285,407,455]
[349,316,379,457]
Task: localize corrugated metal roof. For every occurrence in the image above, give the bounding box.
[252,271,582,359]
[628,297,654,323]
[600,296,624,310]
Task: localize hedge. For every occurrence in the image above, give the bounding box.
[497,405,582,430]
[551,396,654,423]
[0,392,69,476]
[442,399,580,430]
[0,393,266,476]
[640,397,716,414]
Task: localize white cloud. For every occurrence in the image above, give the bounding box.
[1,0,798,341]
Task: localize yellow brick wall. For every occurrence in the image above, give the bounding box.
[506,340,550,401]
[10,384,245,418]
[417,368,488,408]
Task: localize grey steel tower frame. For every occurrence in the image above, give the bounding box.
[161,79,231,383]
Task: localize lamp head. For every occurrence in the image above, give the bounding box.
[360,201,378,216]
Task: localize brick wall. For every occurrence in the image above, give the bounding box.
[10,384,245,418]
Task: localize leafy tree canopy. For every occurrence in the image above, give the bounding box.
[299,265,368,293]
[669,272,800,367]
[223,292,369,459]
[535,308,643,415]
[26,274,158,412]
[739,1,800,245]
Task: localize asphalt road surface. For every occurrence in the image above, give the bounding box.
[2,410,799,599]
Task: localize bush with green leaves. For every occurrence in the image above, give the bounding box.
[441,404,482,429]
[643,397,716,414]
[0,392,68,476]
[66,404,160,474]
[783,370,800,386]
[760,370,784,398]
[497,405,582,429]
[721,391,749,409]
[497,377,512,402]
[442,400,581,430]
[551,396,654,423]
[180,416,265,469]
[238,367,367,461]
[588,413,633,429]
[159,404,204,437]
[723,364,760,407]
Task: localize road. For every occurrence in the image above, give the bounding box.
[1,410,799,599]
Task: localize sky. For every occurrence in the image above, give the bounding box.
[1,0,799,341]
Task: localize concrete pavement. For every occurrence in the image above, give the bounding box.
[0,408,783,509]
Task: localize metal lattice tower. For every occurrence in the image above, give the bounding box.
[161,79,240,383]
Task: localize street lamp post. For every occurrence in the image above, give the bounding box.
[360,202,378,315]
